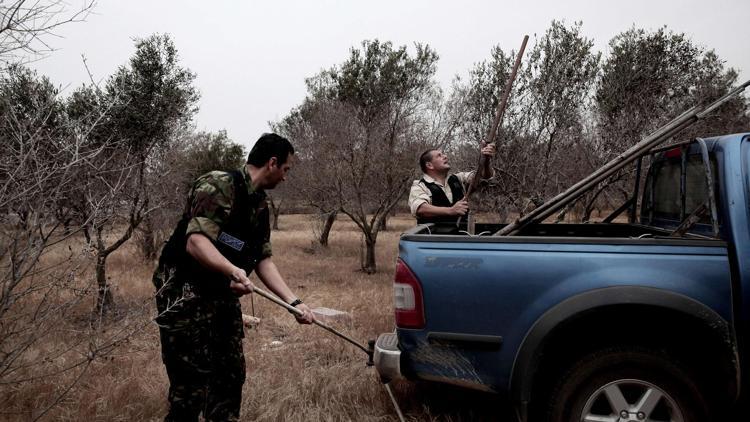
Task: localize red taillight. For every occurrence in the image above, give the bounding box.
[393,259,425,329]
[664,147,682,158]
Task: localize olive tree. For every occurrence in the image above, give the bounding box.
[0,63,153,420]
[278,40,440,273]
[452,21,600,219]
[66,34,198,312]
[592,26,750,221]
[597,26,749,150]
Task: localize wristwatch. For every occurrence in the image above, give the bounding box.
[288,298,303,313]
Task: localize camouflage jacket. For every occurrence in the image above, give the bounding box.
[185,165,272,260]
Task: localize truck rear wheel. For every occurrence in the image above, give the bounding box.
[546,347,710,422]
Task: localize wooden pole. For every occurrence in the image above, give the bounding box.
[459,35,528,233]
[251,285,373,356]
[464,34,529,201]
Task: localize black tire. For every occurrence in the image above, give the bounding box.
[546,347,711,422]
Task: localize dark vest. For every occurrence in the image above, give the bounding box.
[417,174,466,225]
[157,170,269,297]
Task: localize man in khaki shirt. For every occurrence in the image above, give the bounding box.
[408,144,495,224]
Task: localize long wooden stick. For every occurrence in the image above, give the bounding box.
[463,35,529,200]
[250,285,372,356]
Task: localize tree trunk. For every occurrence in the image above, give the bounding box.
[360,234,377,274]
[272,208,280,230]
[62,217,72,236]
[83,226,91,247]
[582,204,595,223]
[138,215,158,260]
[269,196,282,230]
[318,210,337,246]
[55,207,72,235]
[382,206,397,231]
[95,252,113,314]
[91,204,142,316]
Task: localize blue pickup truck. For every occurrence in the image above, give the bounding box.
[374,133,750,421]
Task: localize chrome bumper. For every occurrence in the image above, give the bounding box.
[374,332,401,382]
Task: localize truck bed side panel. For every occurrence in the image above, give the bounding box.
[397,238,731,392]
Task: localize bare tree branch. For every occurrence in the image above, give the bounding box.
[0,0,96,64]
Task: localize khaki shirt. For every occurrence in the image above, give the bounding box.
[408,171,474,217]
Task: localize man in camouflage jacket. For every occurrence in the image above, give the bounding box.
[152,133,315,422]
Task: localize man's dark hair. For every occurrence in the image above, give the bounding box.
[419,149,437,173]
[247,133,295,167]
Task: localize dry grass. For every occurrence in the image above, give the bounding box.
[2,214,511,421]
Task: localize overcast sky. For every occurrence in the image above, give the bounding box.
[26,0,750,149]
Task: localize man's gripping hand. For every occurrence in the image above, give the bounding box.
[293,302,315,324]
[450,199,469,216]
[228,267,254,296]
[481,142,496,157]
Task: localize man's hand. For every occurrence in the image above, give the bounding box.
[228,267,254,296]
[479,142,496,179]
[450,199,469,216]
[292,303,315,324]
[481,142,496,157]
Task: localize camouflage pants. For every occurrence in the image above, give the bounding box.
[153,264,246,422]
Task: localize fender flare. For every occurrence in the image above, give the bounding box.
[509,286,737,403]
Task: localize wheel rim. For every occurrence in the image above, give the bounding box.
[579,378,684,422]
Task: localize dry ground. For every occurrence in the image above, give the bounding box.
[2,214,511,421]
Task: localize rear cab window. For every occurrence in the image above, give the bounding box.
[642,151,721,237]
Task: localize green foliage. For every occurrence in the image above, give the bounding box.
[460,46,514,143]
[280,39,441,272]
[597,27,701,138]
[0,64,66,147]
[0,64,70,218]
[309,39,439,124]
[181,130,245,185]
[61,34,200,164]
[56,34,201,309]
[526,20,600,139]
[452,21,601,215]
[455,20,600,152]
[453,20,748,219]
[596,26,749,146]
[66,84,100,125]
[105,33,199,155]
